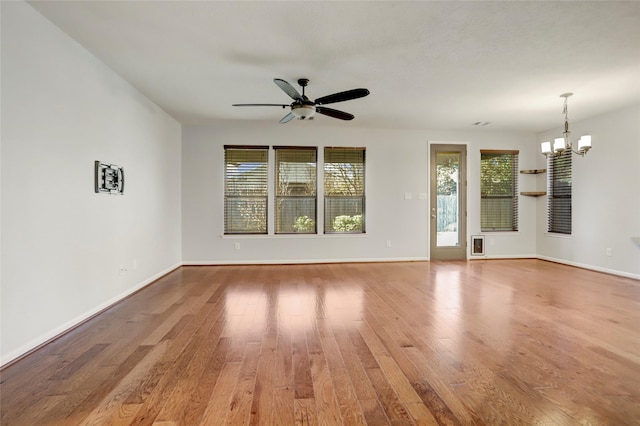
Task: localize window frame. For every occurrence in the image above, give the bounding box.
[547,150,572,235]
[324,147,366,234]
[480,150,519,232]
[223,145,269,235]
[273,146,318,234]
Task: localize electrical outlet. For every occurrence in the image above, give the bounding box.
[386,240,392,248]
[234,242,241,250]
[606,248,612,257]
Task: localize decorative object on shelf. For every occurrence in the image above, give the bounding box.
[471,235,485,256]
[540,93,592,158]
[95,161,124,194]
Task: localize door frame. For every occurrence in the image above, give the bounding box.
[429,143,468,260]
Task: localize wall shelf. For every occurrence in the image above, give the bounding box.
[520,169,546,197]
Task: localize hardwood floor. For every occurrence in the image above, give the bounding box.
[1,260,639,425]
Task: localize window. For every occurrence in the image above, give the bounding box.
[547,150,572,234]
[480,150,519,231]
[224,146,268,234]
[274,147,317,234]
[324,147,365,233]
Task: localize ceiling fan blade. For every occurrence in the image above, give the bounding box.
[279,112,296,124]
[232,103,289,107]
[316,107,354,121]
[274,79,302,101]
[314,88,370,105]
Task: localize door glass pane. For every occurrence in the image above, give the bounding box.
[436,152,460,247]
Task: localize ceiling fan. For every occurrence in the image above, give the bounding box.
[233,78,370,123]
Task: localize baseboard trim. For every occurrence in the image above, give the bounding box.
[182,257,429,266]
[536,255,640,280]
[469,254,538,260]
[0,262,182,369]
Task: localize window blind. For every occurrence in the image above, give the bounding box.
[480,150,519,232]
[224,146,268,234]
[274,146,317,234]
[324,147,365,233]
[547,150,572,234]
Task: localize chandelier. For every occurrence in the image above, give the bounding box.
[541,93,592,158]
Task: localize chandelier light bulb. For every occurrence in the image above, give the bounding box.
[578,134,592,151]
[541,141,552,155]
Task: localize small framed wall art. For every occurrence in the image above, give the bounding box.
[95,161,124,194]
[471,235,485,256]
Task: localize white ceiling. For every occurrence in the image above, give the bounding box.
[28,1,640,132]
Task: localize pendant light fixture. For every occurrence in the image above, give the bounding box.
[541,93,592,158]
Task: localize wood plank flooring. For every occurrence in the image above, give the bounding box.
[1,260,639,425]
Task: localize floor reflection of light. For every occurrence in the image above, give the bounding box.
[431,267,516,358]
[434,270,461,311]
[478,283,513,351]
[224,289,267,337]
[324,286,363,328]
[223,282,365,336]
[278,286,317,333]
[433,269,461,356]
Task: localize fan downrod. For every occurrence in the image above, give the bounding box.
[297,78,310,98]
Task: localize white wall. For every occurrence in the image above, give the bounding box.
[535,103,640,278]
[1,2,182,365]
[182,121,538,264]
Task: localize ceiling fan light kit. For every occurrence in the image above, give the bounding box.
[233,78,370,123]
[291,104,316,119]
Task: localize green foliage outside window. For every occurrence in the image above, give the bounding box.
[292,215,316,233]
[333,215,362,232]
